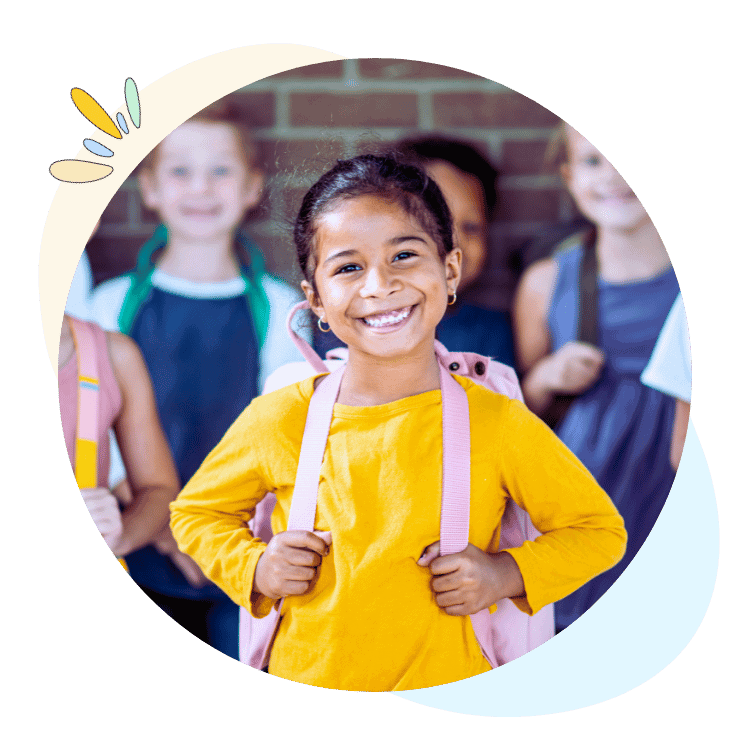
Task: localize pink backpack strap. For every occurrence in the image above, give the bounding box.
[287,366,346,531]
[243,366,345,669]
[286,301,328,374]
[437,363,471,556]
[67,317,100,489]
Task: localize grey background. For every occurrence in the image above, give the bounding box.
[1,0,748,749]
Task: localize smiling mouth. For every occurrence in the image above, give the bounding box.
[360,306,415,329]
[182,207,221,217]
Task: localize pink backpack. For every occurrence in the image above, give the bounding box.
[239,301,554,671]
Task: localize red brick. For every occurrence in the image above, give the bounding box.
[88,234,153,284]
[268,61,345,80]
[501,140,555,175]
[244,229,299,282]
[358,59,482,80]
[257,138,346,175]
[100,189,130,225]
[223,91,276,128]
[497,189,561,222]
[284,187,320,219]
[433,92,559,128]
[290,93,418,127]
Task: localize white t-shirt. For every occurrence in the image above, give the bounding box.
[641,293,691,403]
[64,251,93,319]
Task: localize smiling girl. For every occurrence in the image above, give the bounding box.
[513,124,680,631]
[170,154,626,690]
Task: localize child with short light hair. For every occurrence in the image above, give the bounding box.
[91,99,306,659]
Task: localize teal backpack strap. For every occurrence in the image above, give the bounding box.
[237,233,271,350]
[117,225,168,334]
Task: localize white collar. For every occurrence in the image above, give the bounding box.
[151,268,247,299]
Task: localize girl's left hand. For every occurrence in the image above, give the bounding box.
[418,542,525,616]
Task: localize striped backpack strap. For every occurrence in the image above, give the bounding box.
[68,317,99,489]
[68,317,128,572]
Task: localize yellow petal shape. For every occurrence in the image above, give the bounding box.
[71,88,122,140]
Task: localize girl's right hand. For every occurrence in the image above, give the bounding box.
[544,341,605,395]
[253,530,332,600]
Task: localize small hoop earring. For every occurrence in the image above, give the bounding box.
[317,318,331,333]
[448,292,457,306]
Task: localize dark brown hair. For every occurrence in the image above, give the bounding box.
[293,154,454,289]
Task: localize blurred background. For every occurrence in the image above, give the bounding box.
[85,58,584,312]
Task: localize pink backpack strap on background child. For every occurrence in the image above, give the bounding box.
[67,316,128,572]
[239,301,554,669]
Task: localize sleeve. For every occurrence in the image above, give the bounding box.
[258,275,309,386]
[169,402,276,615]
[641,294,691,403]
[89,276,132,332]
[497,399,627,615]
[65,251,93,320]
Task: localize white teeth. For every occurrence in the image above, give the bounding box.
[363,307,411,328]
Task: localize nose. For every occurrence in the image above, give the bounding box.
[359,263,401,298]
[188,171,210,194]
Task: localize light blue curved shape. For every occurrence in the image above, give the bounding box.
[83,139,114,158]
[398,420,718,716]
[116,112,129,134]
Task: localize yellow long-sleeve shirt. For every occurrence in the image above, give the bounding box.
[170,374,626,691]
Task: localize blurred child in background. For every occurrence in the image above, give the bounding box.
[513,123,679,631]
[90,100,306,659]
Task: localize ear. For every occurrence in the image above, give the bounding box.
[560,162,572,191]
[444,248,462,295]
[242,169,265,212]
[301,280,326,324]
[138,170,159,210]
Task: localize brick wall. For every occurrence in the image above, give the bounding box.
[87,58,579,311]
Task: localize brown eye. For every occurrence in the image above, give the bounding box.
[335,263,360,275]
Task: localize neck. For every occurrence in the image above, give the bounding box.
[156,233,240,283]
[596,220,671,283]
[337,338,441,407]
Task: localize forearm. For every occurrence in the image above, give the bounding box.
[488,551,526,601]
[170,500,267,609]
[670,399,690,471]
[114,486,173,557]
[521,357,557,415]
[505,522,626,614]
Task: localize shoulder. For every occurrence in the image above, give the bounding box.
[236,376,314,434]
[461,375,513,416]
[104,330,149,391]
[90,275,134,331]
[517,256,559,300]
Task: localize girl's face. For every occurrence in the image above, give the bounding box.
[303,195,461,362]
[562,126,651,233]
[139,122,263,243]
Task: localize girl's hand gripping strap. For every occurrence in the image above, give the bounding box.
[437,362,499,669]
[254,365,346,669]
